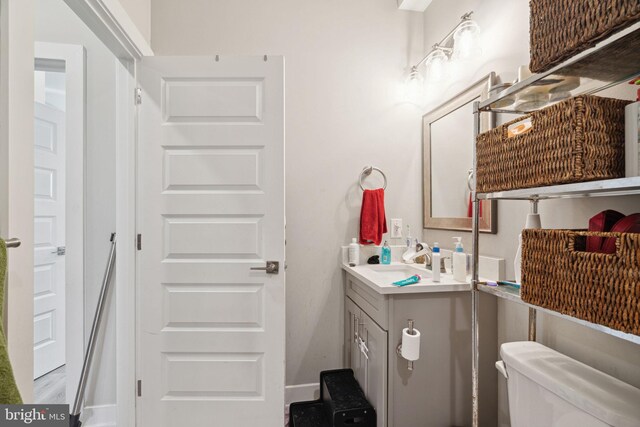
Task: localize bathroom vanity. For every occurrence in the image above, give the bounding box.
[342,256,502,427]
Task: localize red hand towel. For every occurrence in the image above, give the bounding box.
[359,189,387,245]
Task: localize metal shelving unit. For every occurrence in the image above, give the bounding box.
[478,21,640,114]
[469,22,640,427]
[478,284,640,346]
[478,176,640,200]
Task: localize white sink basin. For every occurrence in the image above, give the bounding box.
[343,262,469,295]
[364,264,429,283]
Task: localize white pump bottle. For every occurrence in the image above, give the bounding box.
[452,237,467,282]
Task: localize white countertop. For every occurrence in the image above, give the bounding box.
[342,262,471,295]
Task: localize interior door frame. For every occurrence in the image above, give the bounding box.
[114,58,137,427]
[1,0,150,418]
[0,0,36,401]
[66,2,151,425]
[34,41,86,403]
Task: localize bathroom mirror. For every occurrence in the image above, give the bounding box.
[423,73,497,233]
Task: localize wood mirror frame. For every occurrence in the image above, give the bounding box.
[423,73,497,233]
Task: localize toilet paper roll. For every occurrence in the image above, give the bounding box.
[401,327,421,361]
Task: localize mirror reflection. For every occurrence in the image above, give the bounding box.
[423,73,497,233]
[430,101,475,218]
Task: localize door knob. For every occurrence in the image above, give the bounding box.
[250,261,279,274]
[51,246,66,256]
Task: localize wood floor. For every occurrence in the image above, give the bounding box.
[34,365,66,404]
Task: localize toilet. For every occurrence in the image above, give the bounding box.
[496,341,640,427]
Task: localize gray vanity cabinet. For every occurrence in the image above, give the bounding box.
[344,271,498,427]
[345,295,388,427]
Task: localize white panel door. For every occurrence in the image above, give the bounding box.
[33,102,66,379]
[137,56,285,427]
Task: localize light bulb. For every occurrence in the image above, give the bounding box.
[404,66,424,104]
[425,49,448,83]
[453,20,481,60]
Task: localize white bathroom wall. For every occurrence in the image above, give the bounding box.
[150,0,424,386]
[35,0,117,410]
[117,0,151,45]
[421,1,640,425]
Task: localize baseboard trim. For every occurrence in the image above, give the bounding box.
[285,383,320,407]
[82,387,320,426]
[82,404,116,427]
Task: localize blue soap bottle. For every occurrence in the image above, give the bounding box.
[381,241,391,265]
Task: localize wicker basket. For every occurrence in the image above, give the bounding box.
[521,229,640,335]
[529,0,640,74]
[476,96,629,194]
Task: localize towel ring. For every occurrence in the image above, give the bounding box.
[359,166,387,191]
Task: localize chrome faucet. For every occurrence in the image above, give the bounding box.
[413,245,451,272]
[402,241,450,273]
[402,242,432,267]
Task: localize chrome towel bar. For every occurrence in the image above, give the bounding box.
[359,166,387,191]
[4,238,20,248]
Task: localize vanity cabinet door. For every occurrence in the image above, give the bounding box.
[345,297,366,389]
[362,311,388,427]
[345,297,388,427]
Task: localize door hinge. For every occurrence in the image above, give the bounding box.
[135,87,142,105]
[137,234,142,250]
[137,380,142,397]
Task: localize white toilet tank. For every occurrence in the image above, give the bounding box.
[496,341,640,427]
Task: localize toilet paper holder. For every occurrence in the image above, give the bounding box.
[396,319,418,371]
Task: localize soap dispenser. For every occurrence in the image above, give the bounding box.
[452,237,467,282]
[381,241,392,265]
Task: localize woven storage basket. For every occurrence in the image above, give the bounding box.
[521,229,640,335]
[476,95,628,194]
[529,0,640,74]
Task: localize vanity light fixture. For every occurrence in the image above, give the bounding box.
[452,17,481,60]
[405,65,425,104]
[424,48,448,82]
[406,11,480,93]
